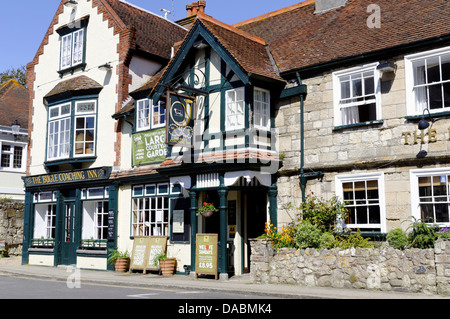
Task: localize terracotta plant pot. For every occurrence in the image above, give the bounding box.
[114,257,130,272]
[159,258,176,276]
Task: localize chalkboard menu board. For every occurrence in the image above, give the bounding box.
[107,210,115,242]
[195,234,218,280]
[130,236,167,274]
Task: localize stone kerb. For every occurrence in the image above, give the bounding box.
[250,238,450,296]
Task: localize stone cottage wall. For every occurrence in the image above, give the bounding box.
[0,200,24,256]
[250,239,450,296]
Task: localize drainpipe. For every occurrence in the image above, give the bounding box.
[296,72,323,202]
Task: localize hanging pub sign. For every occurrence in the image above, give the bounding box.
[166,92,195,148]
[132,128,168,166]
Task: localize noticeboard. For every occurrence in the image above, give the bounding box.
[195,234,218,280]
[130,236,168,274]
[130,237,150,272]
[145,236,168,272]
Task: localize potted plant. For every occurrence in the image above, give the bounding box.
[197,202,218,218]
[154,252,177,276]
[107,249,130,272]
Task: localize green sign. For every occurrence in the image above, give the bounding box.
[132,128,167,166]
[195,233,218,280]
[23,167,111,187]
[167,93,195,148]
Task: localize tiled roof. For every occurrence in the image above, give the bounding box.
[0,79,29,129]
[44,75,103,101]
[197,13,283,82]
[104,0,188,61]
[236,0,450,74]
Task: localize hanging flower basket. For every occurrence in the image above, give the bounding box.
[197,202,218,218]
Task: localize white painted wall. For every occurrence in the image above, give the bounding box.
[29,0,120,175]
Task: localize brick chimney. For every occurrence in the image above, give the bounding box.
[315,0,347,14]
[186,1,206,17]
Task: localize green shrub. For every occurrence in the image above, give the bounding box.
[386,228,408,250]
[407,218,439,249]
[293,221,322,249]
[334,230,375,249]
[300,195,348,232]
[319,232,336,249]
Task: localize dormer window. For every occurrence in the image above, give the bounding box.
[60,29,85,70]
[56,16,89,75]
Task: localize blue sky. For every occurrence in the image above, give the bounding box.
[0,0,304,72]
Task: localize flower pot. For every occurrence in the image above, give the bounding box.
[200,209,214,218]
[159,258,176,276]
[114,257,130,272]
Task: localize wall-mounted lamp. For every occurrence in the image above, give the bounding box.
[418,108,433,130]
[11,120,20,141]
[98,63,112,71]
[377,61,397,75]
[64,0,78,8]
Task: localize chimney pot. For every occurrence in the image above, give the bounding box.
[198,0,206,13]
[192,1,199,15]
[186,4,193,16]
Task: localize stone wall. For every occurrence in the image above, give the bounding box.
[250,238,450,296]
[0,200,24,256]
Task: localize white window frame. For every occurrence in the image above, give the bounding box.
[405,46,450,116]
[333,63,381,127]
[60,28,85,70]
[47,103,72,161]
[253,87,270,130]
[34,204,57,240]
[132,183,170,237]
[335,172,386,232]
[136,99,151,131]
[136,99,166,132]
[225,87,245,131]
[410,168,450,226]
[0,141,26,172]
[74,100,97,157]
[82,200,109,241]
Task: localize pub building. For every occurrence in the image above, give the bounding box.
[23,0,450,279]
[22,0,187,270]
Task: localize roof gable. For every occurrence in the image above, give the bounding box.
[147,13,283,103]
[104,0,188,61]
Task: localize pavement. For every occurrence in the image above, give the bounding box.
[0,256,448,299]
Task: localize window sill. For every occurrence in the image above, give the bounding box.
[405,110,450,121]
[333,120,384,131]
[57,63,87,77]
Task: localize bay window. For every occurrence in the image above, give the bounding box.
[225,87,245,130]
[47,99,97,162]
[254,88,270,130]
[136,99,166,132]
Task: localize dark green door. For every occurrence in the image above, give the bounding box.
[61,201,77,265]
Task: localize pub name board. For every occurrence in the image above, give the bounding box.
[24,167,111,187]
